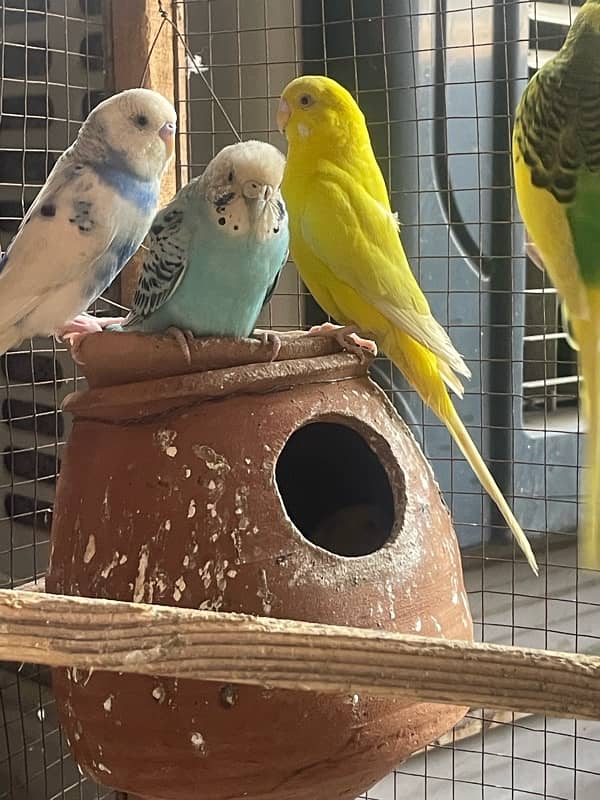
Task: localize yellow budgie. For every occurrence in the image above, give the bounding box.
[513,0,600,568]
[277,74,538,575]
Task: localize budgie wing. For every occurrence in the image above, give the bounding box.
[300,170,470,377]
[515,64,600,295]
[124,202,190,326]
[0,153,126,329]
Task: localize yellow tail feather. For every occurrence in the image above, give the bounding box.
[383,326,539,575]
[572,301,600,570]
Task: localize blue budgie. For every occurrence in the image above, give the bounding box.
[0,88,176,358]
[118,140,289,361]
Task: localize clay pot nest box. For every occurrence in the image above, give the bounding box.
[46,331,473,800]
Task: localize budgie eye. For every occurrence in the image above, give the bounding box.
[135,114,149,128]
[299,94,314,108]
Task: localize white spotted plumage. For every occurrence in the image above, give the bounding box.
[0,88,176,355]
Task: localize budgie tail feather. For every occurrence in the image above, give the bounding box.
[571,295,600,569]
[382,324,539,575]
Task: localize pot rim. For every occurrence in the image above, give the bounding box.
[63,332,372,422]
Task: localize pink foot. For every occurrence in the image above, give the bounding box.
[166,327,195,364]
[55,314,127,365]
[55,313,126,338]
[305,322,378,360]
[253,329,282,362]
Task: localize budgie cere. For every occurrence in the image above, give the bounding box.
[513,0,600,568]
[0,88,176,355]
[119,140,289,362]
[278,74,538,575]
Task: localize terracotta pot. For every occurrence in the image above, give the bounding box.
[47,331,473,800]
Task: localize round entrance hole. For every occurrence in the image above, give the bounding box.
[275,421,399,557]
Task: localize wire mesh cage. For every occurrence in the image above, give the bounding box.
[1,0,599,799]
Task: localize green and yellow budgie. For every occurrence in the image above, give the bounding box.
[513,0,600,568]
[277,75,538,575]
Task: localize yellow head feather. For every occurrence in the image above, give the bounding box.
[277,75,372,155]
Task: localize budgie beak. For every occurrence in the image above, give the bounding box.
[159,122,177,158]
[244,182,274,220]
[277,98,291,134]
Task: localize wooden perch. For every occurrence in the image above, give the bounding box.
[1,589,599,720]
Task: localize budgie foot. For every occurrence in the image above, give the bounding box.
[166,327,195,364]
[56,313,126,338]
[306,322,377,360]
[56,314,127,365]
[253,329,282,362]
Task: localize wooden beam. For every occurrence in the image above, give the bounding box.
[106,0,188,306]
[1,589,600,721]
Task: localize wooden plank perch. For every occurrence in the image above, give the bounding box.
[1,589,600,720]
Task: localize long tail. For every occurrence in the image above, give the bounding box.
[383,326,539,575]
[571,293,600,569]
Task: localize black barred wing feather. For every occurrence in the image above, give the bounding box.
[123,205,188,326]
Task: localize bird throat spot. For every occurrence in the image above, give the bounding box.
[275,420,403,557]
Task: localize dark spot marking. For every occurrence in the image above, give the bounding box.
[40,203,56,217]
[233,225,239,231]
[218,217,226,225]
[151,223,164,235]
[227,171,234,182]
[273,227,279,234]
[216,191,235,207]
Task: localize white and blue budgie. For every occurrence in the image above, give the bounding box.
[0,88,176,356]
[118,140,289,361]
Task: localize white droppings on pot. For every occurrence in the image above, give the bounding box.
[190,732,206,754]
[96,763,111,775]
[102,482,111,521]
[173,576,186,602]
[133,544,150,602]
[385,581,396,620]
[156,429,177,454]
[165,520,171,531]
[415,618,422,633]
[227,568,238,578]
[119,554,127,565]
[103,695,113,712]
[187,499,196,518]
[183,554,190,567]
[152,684,166,703]
[100,551,121,579]
[83,534,96,564]
[257,568,273,615]
[207,479,216,491]
[166,445,178,458]
[199,560,213,589]
[192,444,231,473]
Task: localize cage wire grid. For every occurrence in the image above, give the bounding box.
[0,0,599,799]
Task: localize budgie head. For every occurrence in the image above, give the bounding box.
[561,0,600,58]
[277,75,368,153]
[76,88,177,181]
[202,140,287,241]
